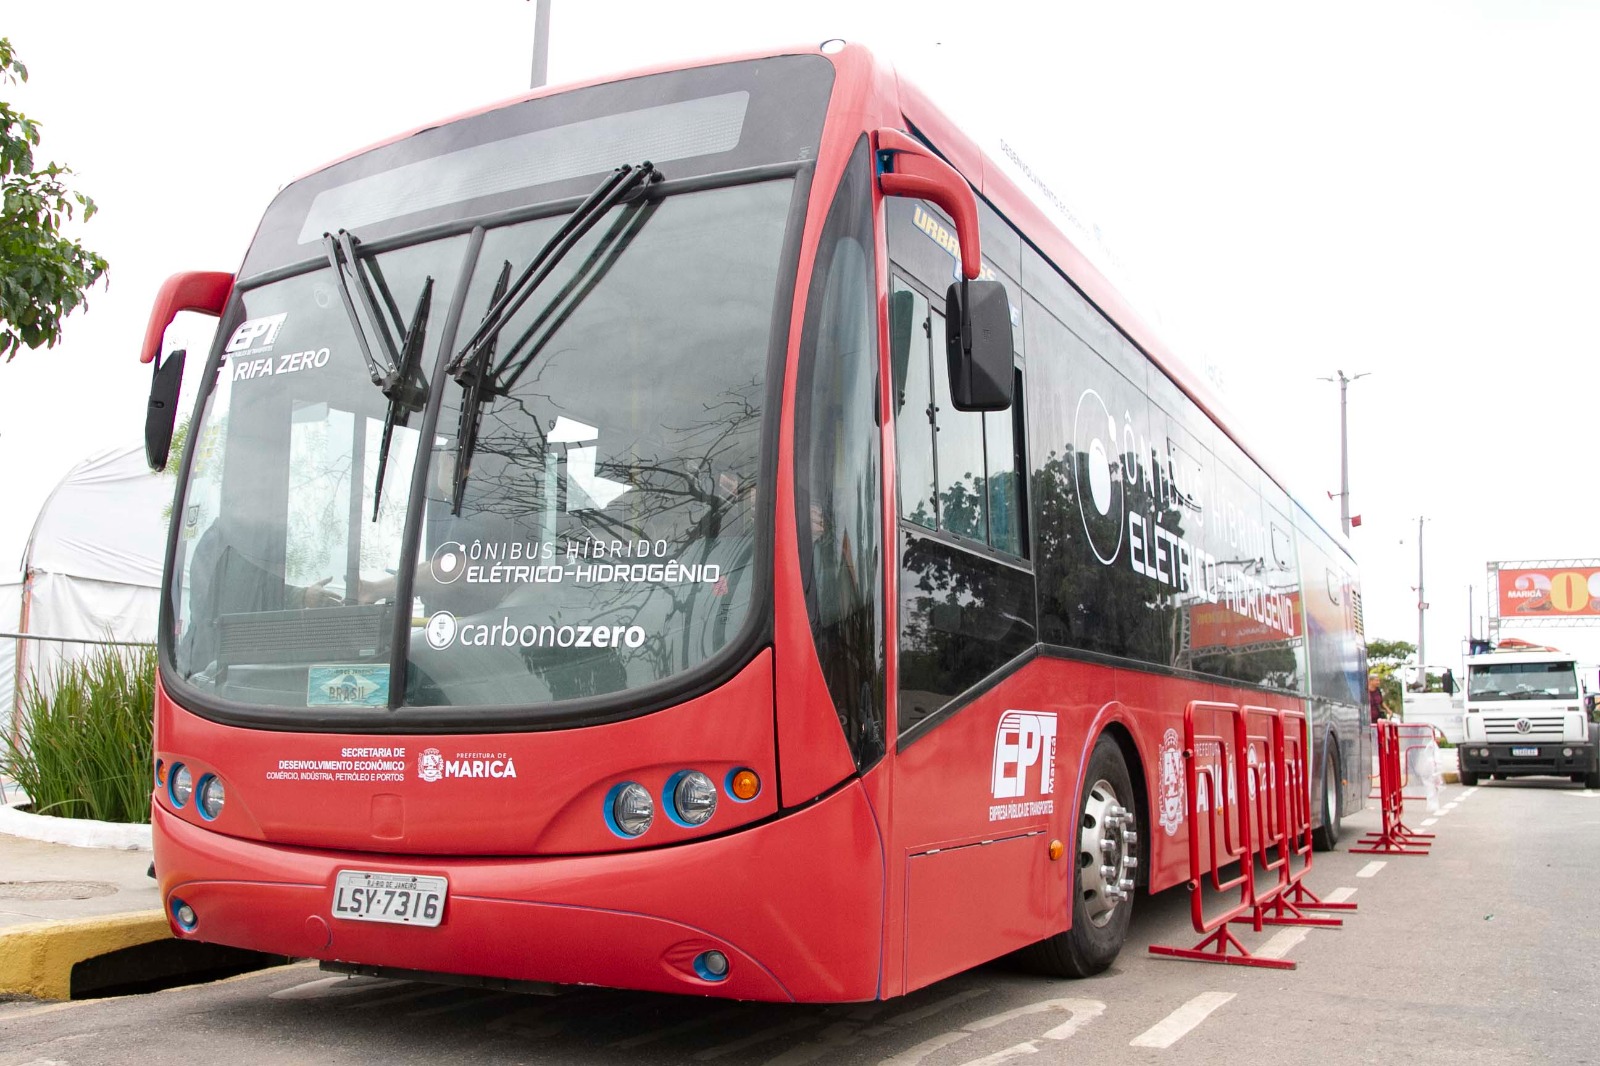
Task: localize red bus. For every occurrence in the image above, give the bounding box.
[138,42,1367,1002]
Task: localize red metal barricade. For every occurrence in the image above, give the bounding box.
[1351,720,1433,855]
[1253,708,1357,924]
[1149,700,1351,969]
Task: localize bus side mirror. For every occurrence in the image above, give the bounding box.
[146,349,187,471]
[945,279,1014,411]
[137,271,234,472]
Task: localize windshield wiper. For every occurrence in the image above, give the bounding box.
[451,261,511,515]
[373,278,433,520]
[446,162,661,514]
[321,230,433,519]
[446,162,659,380]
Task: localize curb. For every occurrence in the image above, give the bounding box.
[0,804,152,850]
[0,911,169,1000]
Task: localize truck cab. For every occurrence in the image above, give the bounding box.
[1459,644,1600,788]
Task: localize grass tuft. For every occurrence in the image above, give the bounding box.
[2,644,155,823]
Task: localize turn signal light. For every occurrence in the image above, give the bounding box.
[729,769,760,801]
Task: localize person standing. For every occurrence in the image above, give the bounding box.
[1367,673,1392,724]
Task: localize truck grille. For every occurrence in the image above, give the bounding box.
[1483,716,1565,737]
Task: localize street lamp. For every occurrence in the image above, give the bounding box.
[1319,370,1370,536]
[529,0,551,89]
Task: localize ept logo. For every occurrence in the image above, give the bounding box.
[225,313,288,354]
[992,710,1057,799]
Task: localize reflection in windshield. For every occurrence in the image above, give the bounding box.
[167,180,793,715]
[1468,662,1578,701]
[408,180,792,708]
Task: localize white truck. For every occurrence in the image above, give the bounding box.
[1459,643,1599,788]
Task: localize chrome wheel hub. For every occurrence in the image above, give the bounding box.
[1079,780,1137,927]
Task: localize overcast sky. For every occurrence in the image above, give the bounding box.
[4,0,1599,671]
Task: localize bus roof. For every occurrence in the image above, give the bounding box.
[292,40,1352,563]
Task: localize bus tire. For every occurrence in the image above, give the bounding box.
[1019,734,1136,978]
[1311,741,1341,851]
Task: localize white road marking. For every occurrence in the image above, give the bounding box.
[1255,927,1309,960]
[1324,886,1358,903]
[1129,991,1236,1049]
[696,1017,818,1061]
[1421,818,1438,826]
[1434,808,1451,816]
[338,984,441,1010]
[1356,861,1386,878]
[877,987,991,1028]
[409,990,518,1018]
[1443,802,1459,810]
[877,998,1105,1066]
[1461,787,1479,797]
[612,1005,747,1049]
[1558,790,1600,799]
[268,974,389,1000]
[755,989,991,1065]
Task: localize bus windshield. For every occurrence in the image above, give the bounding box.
[1467,661,1579,701]
[169,178,793,714]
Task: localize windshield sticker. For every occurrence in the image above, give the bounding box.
[265,746,408,784]
[428,538,721,588]
[424,611,646,651]
[225,313,287,355]
[307,665,390,708]
[231,346,331,381]
[417,748,518,782]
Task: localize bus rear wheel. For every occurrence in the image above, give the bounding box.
[1311,742,1341,851]
[1020,734,1136,978]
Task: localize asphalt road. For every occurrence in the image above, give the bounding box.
[3,779,1598,1066]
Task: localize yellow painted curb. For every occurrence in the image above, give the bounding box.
[0,911,170,1000]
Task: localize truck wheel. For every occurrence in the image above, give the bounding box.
[1312,742,1341,851]
[1019,734,1136,977]
[1459,767,1479,787]
[1586,767,1600,790]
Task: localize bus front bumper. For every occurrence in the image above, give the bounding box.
[152,783,884,1003]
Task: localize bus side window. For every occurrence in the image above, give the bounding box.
[891,274,1027,560]
[892,280,937,530]
[984,368,1027,558]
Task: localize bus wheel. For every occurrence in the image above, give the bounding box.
[1020,734,1136,978]
[1311,742,1341,851]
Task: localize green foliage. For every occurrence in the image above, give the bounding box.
[1366,638,1416,666]
[0,37,109,361]
[1,644,155,822]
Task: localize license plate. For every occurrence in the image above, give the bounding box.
[332,870,447,927]
[1511,747,1539,757]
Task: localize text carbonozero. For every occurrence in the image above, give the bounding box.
[453,619,647,650]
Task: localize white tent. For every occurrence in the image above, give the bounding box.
[2,446,172,726]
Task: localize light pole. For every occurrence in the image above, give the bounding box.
[529,0,551,89]
[1415,515,1429,687]
[1319,370,1369,536]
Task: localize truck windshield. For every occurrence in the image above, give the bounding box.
[1467,661,1579,701]
[168,178,792,714]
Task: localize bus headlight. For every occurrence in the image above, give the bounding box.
[607,782,654,837]
[197,775,226,820]
[169,764,193,808]
[670,771,718,826]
